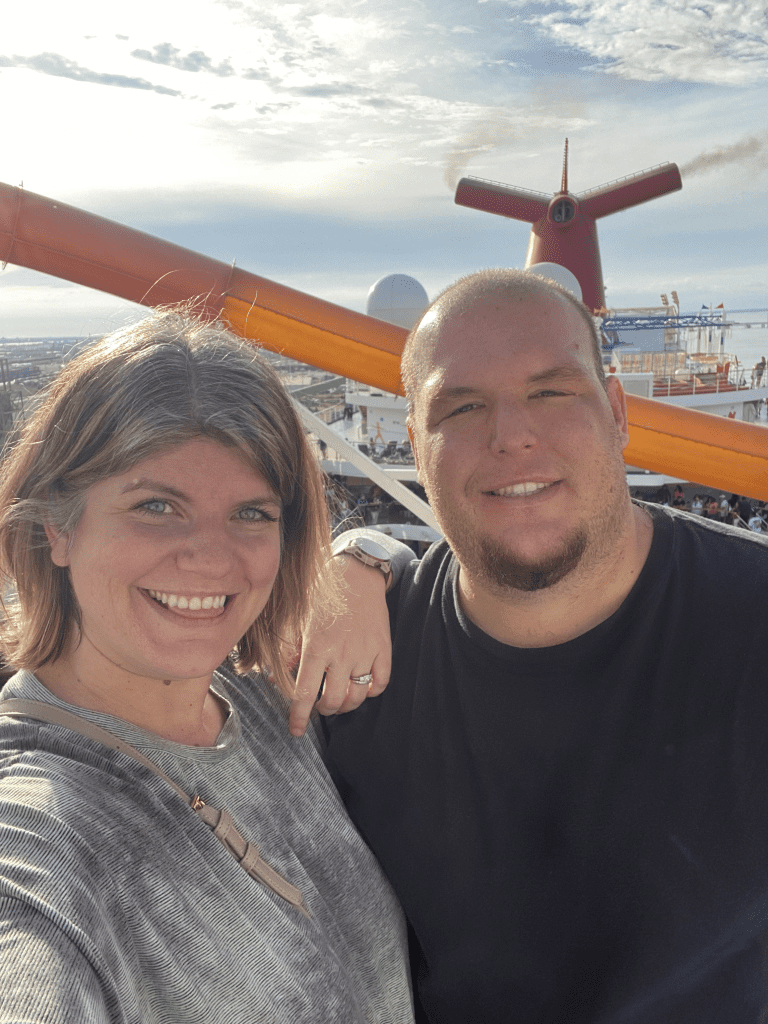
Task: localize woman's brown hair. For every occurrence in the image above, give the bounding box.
[0,308,332,692]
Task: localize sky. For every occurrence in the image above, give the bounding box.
[1,0,767,339]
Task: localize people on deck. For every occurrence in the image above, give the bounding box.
[0,311,413,1024]
[292,269,768,1024]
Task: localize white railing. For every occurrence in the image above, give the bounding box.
[463,176,551,202]
[577,163,673,198]
[652,367,756,398]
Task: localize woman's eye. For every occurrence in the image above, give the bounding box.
[139,499,173,515]
[237,506,277,523]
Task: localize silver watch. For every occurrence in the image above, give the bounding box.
[334,535,393,588]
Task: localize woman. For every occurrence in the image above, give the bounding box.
[0,310,413,1023]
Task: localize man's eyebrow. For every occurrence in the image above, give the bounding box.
[428,385,481,406]
[429,366,588,402]
[528,365,591,385]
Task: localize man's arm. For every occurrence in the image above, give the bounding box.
[289,530,415,737]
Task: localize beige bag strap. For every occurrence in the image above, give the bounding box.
[0,697,310,919]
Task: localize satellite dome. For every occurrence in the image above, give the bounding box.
[366,274,430,330]
[525,262,583,302]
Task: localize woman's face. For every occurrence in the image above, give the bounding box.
[46,438,283,688]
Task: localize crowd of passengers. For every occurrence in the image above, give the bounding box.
[637,484,768,532]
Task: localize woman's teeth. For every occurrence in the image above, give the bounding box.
[147,591,227,610]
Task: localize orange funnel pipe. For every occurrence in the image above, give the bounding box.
[0,182,406,394]
[625,397,768,500]
[1,182,767,499]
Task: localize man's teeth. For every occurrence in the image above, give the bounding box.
[493,482,551,497]
[147,591,227,610]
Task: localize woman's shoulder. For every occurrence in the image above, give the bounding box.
[214,663,325,762]
[0,721,132,959]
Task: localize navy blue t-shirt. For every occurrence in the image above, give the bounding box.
[324,506,768,1023]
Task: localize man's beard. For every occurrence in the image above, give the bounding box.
[471,528,589,593]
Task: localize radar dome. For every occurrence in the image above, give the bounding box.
[366,274,429,330]
[525,263,583,302]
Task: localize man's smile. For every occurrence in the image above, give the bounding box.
[486,481,558,497]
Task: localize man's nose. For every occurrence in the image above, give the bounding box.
[488,399,537,453]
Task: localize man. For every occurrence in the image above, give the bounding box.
[732,494,755,528]
[292,270,768,1023]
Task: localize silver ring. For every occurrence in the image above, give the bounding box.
[350,673,374,686]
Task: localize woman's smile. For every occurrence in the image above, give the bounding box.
[45,438,283,689]
[144,589,230,612]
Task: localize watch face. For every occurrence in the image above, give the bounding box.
[356,537,391,561]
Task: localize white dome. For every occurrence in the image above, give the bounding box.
[525,262,583,302]
[366,274,430,330]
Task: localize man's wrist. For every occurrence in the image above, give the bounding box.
[332,534,394,590]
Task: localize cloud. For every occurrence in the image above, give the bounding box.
[242,65,278,84]
[517,0,768,85]
[0,52,181,95]
[131,42,235,77]
[124,37,399,110]
[290,81,366,98]
[252,102,293,115]
[360,97,405,109]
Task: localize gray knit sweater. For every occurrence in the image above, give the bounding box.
[0,668,413,1023]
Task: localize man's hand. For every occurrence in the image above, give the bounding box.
[289,555,392,737]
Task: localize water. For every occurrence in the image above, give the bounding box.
[674,316,768,421]
[729,326,768,376]
[718,323,768,421]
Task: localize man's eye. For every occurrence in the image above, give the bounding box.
[448,402,479,417]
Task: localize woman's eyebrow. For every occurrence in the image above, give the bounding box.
[120,478,188,499]
[121,479,281,509]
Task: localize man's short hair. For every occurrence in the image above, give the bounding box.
[401,268,606,406]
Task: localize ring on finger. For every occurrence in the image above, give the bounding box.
[350,672,374,686]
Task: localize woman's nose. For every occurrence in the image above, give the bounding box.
[175,526,234,576]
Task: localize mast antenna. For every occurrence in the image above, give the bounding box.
[561,138,569,194]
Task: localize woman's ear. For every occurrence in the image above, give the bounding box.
[43,523,70,568]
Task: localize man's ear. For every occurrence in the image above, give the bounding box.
[606,375,630,451]
[43,523,70,568]
[406,420,424,486]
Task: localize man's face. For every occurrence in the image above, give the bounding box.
[408,289,631,593]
